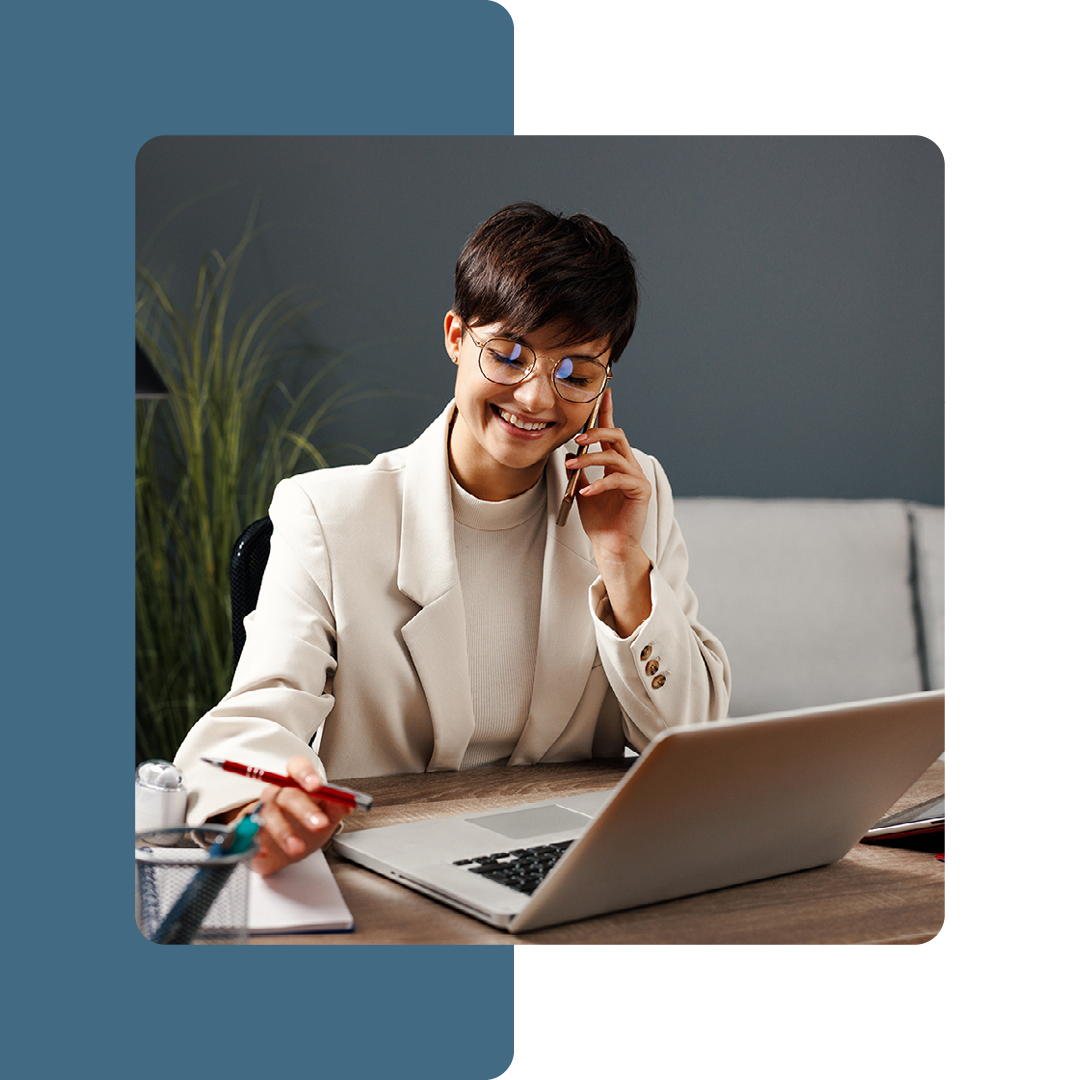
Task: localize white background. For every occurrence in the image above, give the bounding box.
[501,1,1075,1077]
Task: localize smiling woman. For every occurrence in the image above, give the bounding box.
[173,202,731,878]
[445,317,610,500]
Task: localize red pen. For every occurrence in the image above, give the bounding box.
[201,757,373,811]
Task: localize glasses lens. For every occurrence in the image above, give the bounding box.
[553,356,609,402]
[478,337,608,401]
[480,339,533,384]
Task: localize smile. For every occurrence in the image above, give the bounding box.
[494,406,553,432]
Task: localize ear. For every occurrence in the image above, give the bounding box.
[444,311,463,363]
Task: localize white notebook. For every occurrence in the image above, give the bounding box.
[248,850,353,934]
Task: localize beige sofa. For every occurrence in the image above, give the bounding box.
[673,498,944,717]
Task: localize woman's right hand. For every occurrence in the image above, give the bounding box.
[234,755,352,876]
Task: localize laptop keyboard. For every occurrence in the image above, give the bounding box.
[453,840,573,895]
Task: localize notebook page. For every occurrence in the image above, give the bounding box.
[248,849,354,934]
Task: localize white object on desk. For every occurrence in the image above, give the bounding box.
[135,760,187,833]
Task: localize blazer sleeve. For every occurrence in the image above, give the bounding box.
[588,454,731,750]
[174,478,338,824]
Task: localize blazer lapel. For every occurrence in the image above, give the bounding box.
[398,404,476,771]
[509,446,602,764]
[397,412,603,771]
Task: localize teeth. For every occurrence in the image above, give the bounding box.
[498,407,550,432]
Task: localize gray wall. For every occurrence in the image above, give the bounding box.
[136,136,943,504]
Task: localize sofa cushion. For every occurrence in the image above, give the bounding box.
[908,503,944,690]
[673,498,924,717]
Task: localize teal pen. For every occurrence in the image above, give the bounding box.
[151,803,263,945]
[216,803,262,856]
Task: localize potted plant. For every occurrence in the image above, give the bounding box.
[136,197,366,762]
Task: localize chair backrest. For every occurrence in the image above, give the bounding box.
[229,517,274,669]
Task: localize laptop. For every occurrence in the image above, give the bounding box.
[333,690,944,933]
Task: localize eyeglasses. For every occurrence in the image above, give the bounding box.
[464,328,612,404]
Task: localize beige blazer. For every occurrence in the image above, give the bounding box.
[176,402,730,823]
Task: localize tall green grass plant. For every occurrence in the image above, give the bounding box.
[136,200,364,762]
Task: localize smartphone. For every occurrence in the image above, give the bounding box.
[861,795,944,851]
[556,395,605,527]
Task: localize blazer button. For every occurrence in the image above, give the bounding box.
[645,659,659,676]
[640,645,652,662]
[651,674,666,689]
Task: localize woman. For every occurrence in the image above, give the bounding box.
[175,202,731,875]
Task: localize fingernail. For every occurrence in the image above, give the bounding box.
[309,813,327,829]
[286,836,304,855]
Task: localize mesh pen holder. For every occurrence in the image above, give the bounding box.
[136,825,256,944]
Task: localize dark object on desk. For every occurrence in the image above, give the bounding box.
[861,794,944,852]
[230,517,274,668]
[862,830,944,853]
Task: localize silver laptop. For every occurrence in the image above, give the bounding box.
[333,690,944,933]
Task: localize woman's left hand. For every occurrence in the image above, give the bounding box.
[566,389,654,635]
[567,388,651,555]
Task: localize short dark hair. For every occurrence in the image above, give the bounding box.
[453,202,638,363]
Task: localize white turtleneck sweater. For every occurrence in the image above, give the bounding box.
[450,472,549,769]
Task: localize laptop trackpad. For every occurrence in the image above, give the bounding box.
[466,804,593,840]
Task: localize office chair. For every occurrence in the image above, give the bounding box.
[229,516,274,669]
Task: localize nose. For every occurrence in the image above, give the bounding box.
[512,362,559,412]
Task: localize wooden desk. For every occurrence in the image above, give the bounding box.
[253,759,944,945]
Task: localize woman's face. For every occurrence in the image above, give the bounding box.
[445,312,610,501]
